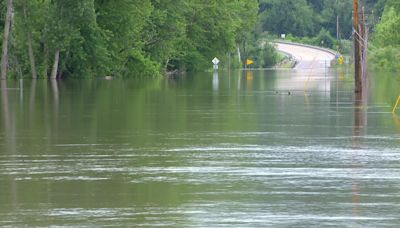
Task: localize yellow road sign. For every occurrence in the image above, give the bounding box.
[338,56,344,65]
[246,59,254,65]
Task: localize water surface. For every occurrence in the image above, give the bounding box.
[1,69,400,227]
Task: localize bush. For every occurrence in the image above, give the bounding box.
[247,41,278,68]
[123,50,162,77]
[285,29,336,50]
[339,40,353,55]
[369,46,400,72]
[313,28,336,49]
[260,43,279,68]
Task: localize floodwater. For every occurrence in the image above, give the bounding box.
[1,69,400,227]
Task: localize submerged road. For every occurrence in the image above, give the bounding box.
[275,42,336,70]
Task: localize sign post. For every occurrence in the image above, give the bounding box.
[212,57,220,70]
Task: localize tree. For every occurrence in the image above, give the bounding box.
[1,0,260,78]
[258,0,317,37]
[0,1,5,32]
[183,0,258,71]
[374,6,400,47]
[21,0,37,79]
[1,0,13,80]
[143,0,188,72]
[95,0,156,77]
[369,1,400,71]
[45,0,111,78]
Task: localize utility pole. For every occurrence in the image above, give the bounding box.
[337,16,339,52]
[353,0,362,94]
[337,15,342,53]
[361,7,369,82]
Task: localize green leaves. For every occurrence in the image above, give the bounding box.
[370,4,400,71]
[3,0,259,78]
[258,0,317,37]
[258,0,354,39]
[374,6,400,47]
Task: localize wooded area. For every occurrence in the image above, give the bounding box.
[369,0,400,71]
[0,0,399,79]
[0,0,258,78]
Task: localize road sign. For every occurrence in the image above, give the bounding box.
[338,56,344,65]
[212,57,220,65]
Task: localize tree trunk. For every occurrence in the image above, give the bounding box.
[1,0,13,80]
[43,43,49,78]
[27,33,37,79]
[164,59,169,72]
[22,0,37,79]
[50,50,60,79]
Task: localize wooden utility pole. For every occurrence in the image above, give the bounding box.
[1,0,13,80]
[337,16,339,52]
[353,0,362,94]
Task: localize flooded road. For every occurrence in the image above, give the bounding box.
[1,70,400,227]
[275,42,336,70]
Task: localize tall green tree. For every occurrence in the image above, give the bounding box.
[44,0,110,78]
[143,0,188,72]
[95,0,156,77]
[369,0,400,71]
[183,0,258,71]
[1,0,260,78]
[20,0,37,79]
[258,0,317,37]
[374,6,400,47]
[1,0,13,80]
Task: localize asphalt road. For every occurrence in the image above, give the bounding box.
[275,42,336,70]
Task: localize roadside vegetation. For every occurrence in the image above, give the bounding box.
[0,0,258,79]
[1,0,399,79]
[258,0,400,72]
[369,0,400,72]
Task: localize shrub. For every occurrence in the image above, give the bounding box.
[369,46,400,72]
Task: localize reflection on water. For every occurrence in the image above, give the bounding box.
[1,81,12,147]
[393,114,400,131]
[1,70,400,227]
[351,92,367,223]
[353,92,367,149]
[213,71,219,91]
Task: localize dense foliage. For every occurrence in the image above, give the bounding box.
[257,0,354,45]
[369,0,400,71]
[2,0,400,77]
[0,0,258,78]
[258,0,400,71]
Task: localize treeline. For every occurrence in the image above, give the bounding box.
[0,0,258,79]
[257,0,386,47]
[369,0,400,71]
[257,0,400,72]
[257,0,355,44]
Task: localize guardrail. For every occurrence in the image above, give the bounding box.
[273,40,338,69]
[274,40,338,57]
[274,48,298,68]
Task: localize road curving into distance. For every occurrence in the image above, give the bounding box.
[275,42,337,70]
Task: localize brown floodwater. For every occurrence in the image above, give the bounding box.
[1,69,400,227]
